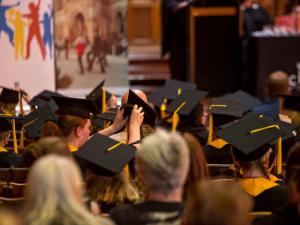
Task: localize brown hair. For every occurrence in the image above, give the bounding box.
[285,143,300,194]
[42,115,87,138]
[21,137,71,167]
[183,132,209,200]
[184,181,252,225]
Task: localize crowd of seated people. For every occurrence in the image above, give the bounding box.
[1,72,300,225]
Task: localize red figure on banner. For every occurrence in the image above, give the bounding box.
[23,0,46,60]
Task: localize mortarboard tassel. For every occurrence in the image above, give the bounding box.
[172,102,186,132]
[160,98,168,119]
[249,124,282,176]
[208,105,227,145]
[102,87,106,113]
[11,119,18,154]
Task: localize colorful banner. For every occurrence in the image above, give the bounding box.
[53,0,128,94]
[0,0,55,95]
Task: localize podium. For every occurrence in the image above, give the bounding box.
[189,2,240,96]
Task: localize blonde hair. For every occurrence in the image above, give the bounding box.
[85,170,140,205]
[24,155,102,225]
[137,129,190,195]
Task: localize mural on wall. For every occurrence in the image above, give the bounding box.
[0,0,55,95]
[53,0,128,92]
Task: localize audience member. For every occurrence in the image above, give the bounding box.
[182,132,209,201]
[23,155,114,225]
[21,137,71,167]
[110,130,189,225]
[184,181,253,225]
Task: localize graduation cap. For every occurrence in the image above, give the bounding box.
[86,80,112,113]
[20,104,58,139]
[217,116,285,175]
[207,98,249,144]
[92,108,117,131]
[75,133,136,176]
[29,90,64,108]
[164,79,197,93]
[53,96,100,119]
[0,114,19,154]
[224,90,262,111]
[0,87,19,104]
[121,89,157,127]
[165,90,208,131]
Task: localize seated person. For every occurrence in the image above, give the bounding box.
[183,181,253,225]
[109,130,189,225]
[23,155,114,225]
[21,137,71,167]
[0,116,20,168]
[253,71,291,120]
[254,143,300,225]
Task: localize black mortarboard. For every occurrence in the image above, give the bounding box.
[75,133,136,176]
[164,79,197,92]
[217,116,283,161]
[280,95,300,112]
[29,90,64,108]
[20,104,58,139]
[122,89,157,127]
[166,90,208,116]
[0,87,19,104]
[209,98,249,127]
[86,80,112,112]
[97,108,117,122]
[224,90,262,111]
[53,96,100,119]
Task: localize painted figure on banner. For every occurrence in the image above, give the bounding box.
[7,9,28,60]
[0,0,20,46]
[41,4,53,58]
[23,0,46,60]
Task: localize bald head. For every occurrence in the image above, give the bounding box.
[121,89,148,104]
[267,71,290,97]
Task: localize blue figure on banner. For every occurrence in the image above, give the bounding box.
[41,4,53,58]
[0,0,20,46]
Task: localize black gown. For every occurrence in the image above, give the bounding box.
[0,151,21,168]
[162,0,189,81]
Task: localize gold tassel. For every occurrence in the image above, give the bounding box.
[208,112,213,145]
[172,102,186,132]
[20,127,24,149]
[102,87,106,113]
[208,104,227,144]
[177,88,182,96]
[11,119,18,154]
[160,98,168,119]
[276,137,282,176]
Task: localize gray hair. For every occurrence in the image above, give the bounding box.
[136,129,190,195]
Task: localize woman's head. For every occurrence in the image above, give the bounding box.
[24,155,96,225]
[185,181,252,225]
[183,133,209,198]
[21,137,71,167]
[285,144,300,208]
[58,115,91,146]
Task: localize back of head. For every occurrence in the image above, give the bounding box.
[136,129,189,195]
[267,71,290,98]
[121,89,148,104]
[21,137,71,167]
[24,155,96,225]
[41,120,61,138]
[58,115,87,138]
[286,144,300,194]
[183,133,209,199]
[185,181,252,225]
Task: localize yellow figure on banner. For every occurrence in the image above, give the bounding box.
[8,9,29,60]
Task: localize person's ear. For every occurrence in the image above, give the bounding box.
[74,126,82,137]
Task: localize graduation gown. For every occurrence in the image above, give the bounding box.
[0,146,21,168]
[162,0,189,81]
[238,177,289,212]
